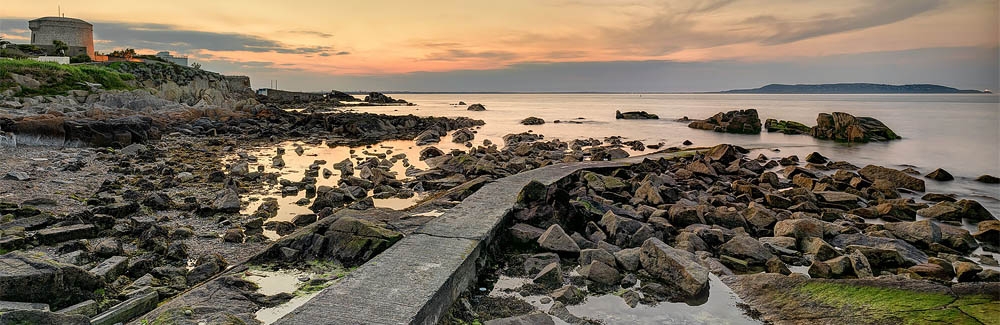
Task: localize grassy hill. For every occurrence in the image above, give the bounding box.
[0,59,135,96]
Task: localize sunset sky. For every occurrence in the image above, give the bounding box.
[2,0,997,92]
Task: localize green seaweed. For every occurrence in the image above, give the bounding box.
[796,282,993,325]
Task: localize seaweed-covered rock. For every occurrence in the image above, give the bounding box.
[764,119,811,134]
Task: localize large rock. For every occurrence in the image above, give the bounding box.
[616,110,659,120]
[414,129,442,145]
[467,103,486,111]
[538,224,580,254]
[924,168,954,181]
[451,128,475,143]
[916,202,963,221]
[858,165,925,192]
[211,189,241,213]
[830,233,928,266]
[520,117,546,125]
[883,220,941,248]
[810,112,900,142]
[322,217,403,266]
[773,218,825,243]
[639,238,709,300]
[0,252,102,309]
[687,109,761,134]
[719,235,775,267]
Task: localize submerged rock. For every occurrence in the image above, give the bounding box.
[975,175,1000,184]
[521,117,546,125]
[615,110,659,120]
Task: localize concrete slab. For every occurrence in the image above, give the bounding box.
[276,234,481,324]
[275,151,691,325]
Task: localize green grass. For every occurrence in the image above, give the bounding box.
[0,59,134,96]
[797,282,996,325]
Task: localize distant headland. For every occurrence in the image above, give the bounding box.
[721,83,991,94]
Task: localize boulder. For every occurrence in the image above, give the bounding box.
[521,117,546,125]
[532,262,564,289]
[614,248,641,272]
[616,110,659,119]
[883,220,941,248]
[925,168,954,181]
[956,199,994,221]
[805,152,828,164]
[414,129,441,145]
[705,144,744,164]
[451,128,475,143]
[719,235,775,267]
[321,217,403,266]
[858,165,925,192]
[467,103,486,111]
[639,238,709,300]
[916,202,963,221]
[211,189,241,213]
[973,220,999,252]
[580,248,616,267]
[509,223,546,245]
[831,233,928,266]
[773,218,825,243]
[582,261,622,286]
[538,224,580,254]
[801,237,840,261]
[810,112,900,142]
[687,109,761,134]
[975,175,1000,184]
[550,285,585,305]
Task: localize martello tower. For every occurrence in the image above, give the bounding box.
[28,17,95,59]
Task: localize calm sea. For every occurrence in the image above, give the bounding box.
[355,93,1000,216]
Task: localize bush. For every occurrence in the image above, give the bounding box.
[70,54,92,63]
[0,59,134,96]
[16,44,44,55]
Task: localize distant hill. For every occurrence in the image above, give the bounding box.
[721,83,989,94]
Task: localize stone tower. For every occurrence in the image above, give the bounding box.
[28,17,95,59]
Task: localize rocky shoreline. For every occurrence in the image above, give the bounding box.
[441,144,999,324]
[1,62,997,324]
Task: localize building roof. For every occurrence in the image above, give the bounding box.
[28,17,93,26]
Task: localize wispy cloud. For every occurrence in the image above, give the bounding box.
[423,49,520,61]
[759,0,943,44]
[284,30,334,38]
[91,22,342,55]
